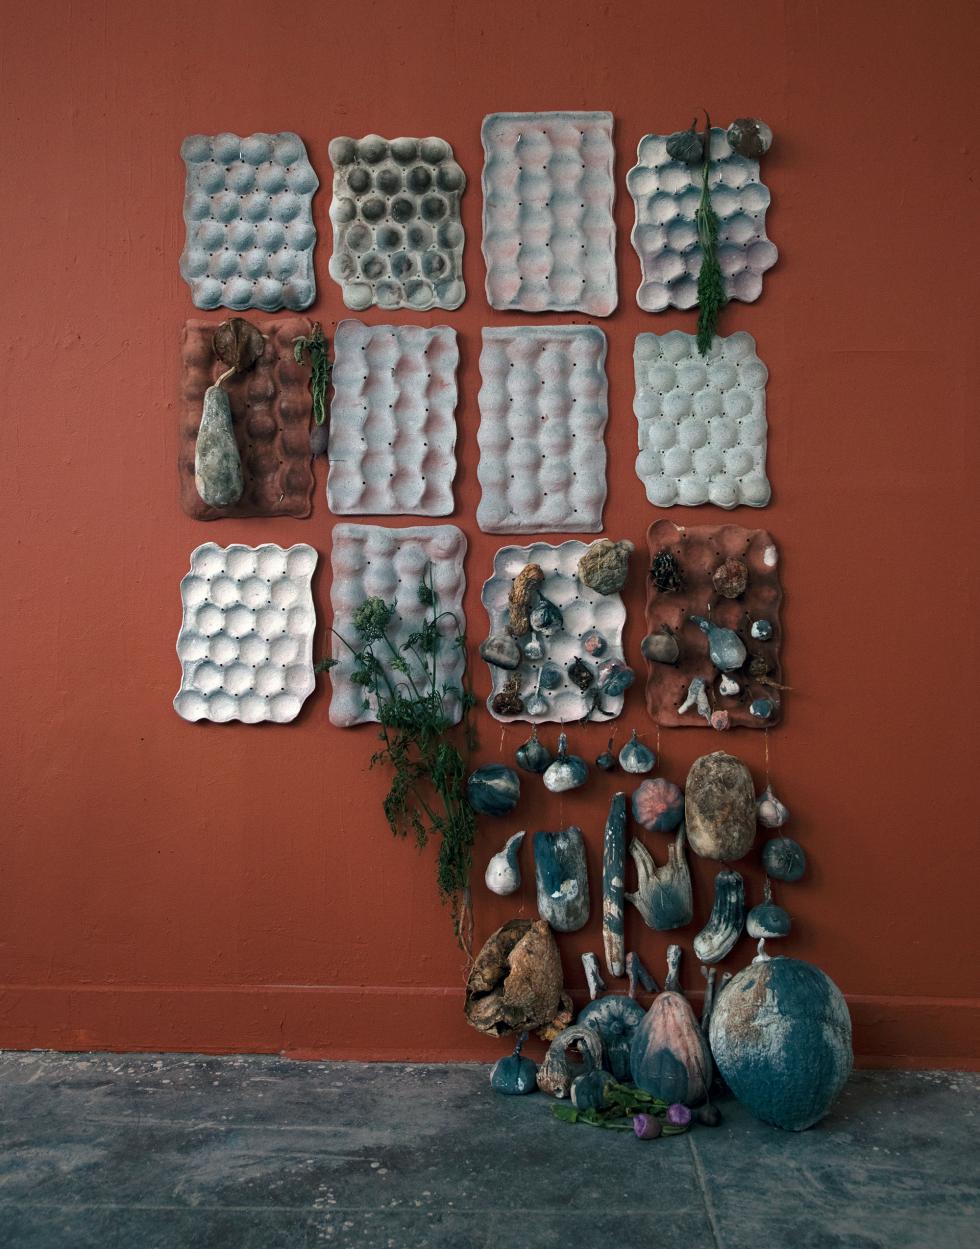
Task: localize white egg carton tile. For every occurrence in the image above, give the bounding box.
[481,111,617,316]
[179,133,318,311]
[634,331,771,509]
[327,135,466,311]
[328,321,459,517]
[175,543,317,724]
[477,326,608,534]
[627,128,777,312]
[482,541,627,724]
[329,524,467,728]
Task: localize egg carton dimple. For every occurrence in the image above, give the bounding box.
[634,331,770,509]
[627,128,777,312]
[329,524,467,728]
[179,132,318,311]
[482,541,627,725]
[175,543,318,724]
[481,111,617,316]
[328,320,458,516]
[477,326,608,534]
[328,135,466,311]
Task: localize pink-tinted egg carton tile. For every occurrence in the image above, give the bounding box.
[179,318,314,520]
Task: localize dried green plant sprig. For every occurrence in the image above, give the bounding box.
[695,114,728,356]
[293,322,331,425]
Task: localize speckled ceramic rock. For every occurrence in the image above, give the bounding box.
[634,332,770,510]
[328,524,466,727]
[685,752,756,861]
[477,327,608,534]
[327,320,458,515]
[327,135,465,311]
[180,132,318,311]
[194,386,244,507]
[481,111,617,316]
[627,127,777,312]
[577,539,633,595]
[482,542,627,724]
[465,919,570,1039]
[175,543,317,724]
[708,953,853,1131]
[534,826,590,932]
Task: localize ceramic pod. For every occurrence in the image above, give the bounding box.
[689,615,747,672]
[619,730,656,774]
[757,784,790,828]
[489,1033,538,1095]
[485,831,526,896]
[629,990,712,1106]
[685,752,756,860]
[762,836,807,882]
[543,733,588,794]
[467,764,521,816]
[516,726,552,774]
[665,121,704,165]
[692,868,746,964]
[534,826,590,932]
[626,827,693,931]
[601,793,627,978]
[195,385,244,508]
[632,778,684,832]
[577,995,646,1083]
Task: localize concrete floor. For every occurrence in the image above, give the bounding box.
[0,1054,976,1249]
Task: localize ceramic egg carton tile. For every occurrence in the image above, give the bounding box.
[179,318,314,520]
[327,321,458,516]
[627,128,777,312]
[634,331,771,509]
[477,326,608,534]
[481,111,617,316]
[644,520,783,730]
[482,541,627,724]
[174,543,317,724]
[327,135,466,311]
[328,524,467,728]
[179,133,318,311]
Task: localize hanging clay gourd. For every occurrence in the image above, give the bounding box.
[534,826,590,932]
[726,117,773,158]
[757,784,790,829]
[762,836,807,882]
[464,918,571,1040]
[632,778,684,832]
[537,1023,604,1098]
[489,1032,538,1095]
[484,831,525,896]
[195,318,264,508]
[708,944,852,1131]
[665,119,704,165]
[577,995,646,1083]
[543,733,588,794]
[625,826,693,930]
[467,764,521,816]
[629,985,712,1106]
[747,880,792,939]
[693,868,746,964]
[515,726,551,775]
[685,752,756,861]
[480,633,522,670]
[689,616,747,672]
[619,730,656,774]
[595,737,617,771]
[523,674,549,718]
[577,538,634,595]
[601,793,626,979]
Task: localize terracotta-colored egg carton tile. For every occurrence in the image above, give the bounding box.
[179,318,314,520]
[644,519,784,729]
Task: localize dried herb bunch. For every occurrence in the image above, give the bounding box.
[695,113,728,356]
[293,322,331,425]
[321,566,477,950]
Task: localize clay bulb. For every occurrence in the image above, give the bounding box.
[619,730,656,775]
[727,117,773,159]
[665,121,704,165]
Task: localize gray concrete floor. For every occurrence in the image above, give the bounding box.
[0,1053,976,1248]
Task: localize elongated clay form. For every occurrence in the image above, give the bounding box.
[534,827,590,932]
[685,752,756,860]
[537,1024,604,1098]
[625,827,693,930]
[195,385,244,507]
[693,868,746,963]
[629,990,712,1106]
[602,793,626,978]
[709,952,853,1131]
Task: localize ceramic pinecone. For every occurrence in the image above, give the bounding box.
[328,135,466,311]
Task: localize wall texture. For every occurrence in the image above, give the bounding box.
[1,0,977,1068]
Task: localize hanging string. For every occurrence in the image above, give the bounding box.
[764,726,770,786]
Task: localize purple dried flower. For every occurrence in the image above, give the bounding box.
[667,1103,692,1127]
[633,1113,662,1140]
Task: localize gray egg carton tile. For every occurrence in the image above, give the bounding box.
[327,135,466,311]
[174,543,318,724]
[327,320,459,517]
[482,541,628,724]
[481,111,617,316]
[477,326,608,534]
[627,128,777,312]
[634,331,771,509]
[179,133,318,311]
[328,524,467,728]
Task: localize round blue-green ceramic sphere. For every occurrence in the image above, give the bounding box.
[467,764,521,816]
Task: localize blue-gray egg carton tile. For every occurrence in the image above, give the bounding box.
[179,132,318,311]
[327,135,466,311]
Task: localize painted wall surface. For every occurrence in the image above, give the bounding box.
[1,0,977,1068]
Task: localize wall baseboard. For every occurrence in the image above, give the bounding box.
[0,984,976,1069]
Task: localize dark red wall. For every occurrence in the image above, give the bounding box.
[2,0,977,1067]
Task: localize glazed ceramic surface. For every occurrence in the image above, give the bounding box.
[174,543,317,724]
[179,133,318,311]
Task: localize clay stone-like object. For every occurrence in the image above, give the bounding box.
[465,918,571,1039]
[195,386,244,507]
[327,135,465,312]
[685,752,757,861]
[534,826,590,932]
[482,112,617,317]
[578,539,634,596]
